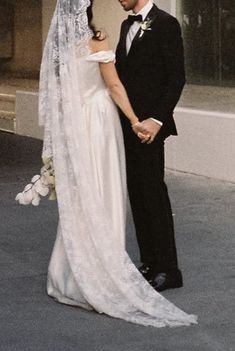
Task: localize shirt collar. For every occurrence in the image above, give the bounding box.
[134,0,153,20]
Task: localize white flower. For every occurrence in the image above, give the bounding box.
[48,175,55,186]
[16,184,34,205]
[41,173,49,186]
[40,165,50,175]
[34,179,50,197]
[139,18,152,38]
[24,184,32,192]
[41,171,55,186]
[31,175,41,183]
[15,157,56,206]
[31,191,41,206]
[15,192,28,205]
[23,187,34,203]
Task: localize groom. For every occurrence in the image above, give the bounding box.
[116,0,185,291]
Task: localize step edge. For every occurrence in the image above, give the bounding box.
[0,110,16,120]
[0,93,16,101]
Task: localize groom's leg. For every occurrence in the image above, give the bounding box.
[126,140,179,274]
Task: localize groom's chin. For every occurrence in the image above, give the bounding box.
[119,1,131,11]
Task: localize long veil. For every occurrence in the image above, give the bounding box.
[37,0,197,327]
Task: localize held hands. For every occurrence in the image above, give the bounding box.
[132,118,162,144]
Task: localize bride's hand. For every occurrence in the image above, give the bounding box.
[131,121,144,135]
[132,121,151,142]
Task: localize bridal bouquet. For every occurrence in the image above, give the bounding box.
[15,157,56,206]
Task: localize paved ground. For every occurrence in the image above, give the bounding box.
[0,131,234,351]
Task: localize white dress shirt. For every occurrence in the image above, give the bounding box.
[126,0,153,53]
[126,0,163,127]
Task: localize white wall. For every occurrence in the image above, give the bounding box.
[155,0,172,13]
[16,91,43,139]
[165,108,235,182]
[93,0,126,49]
[2,0,42,78]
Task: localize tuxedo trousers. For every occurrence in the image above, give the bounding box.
[124,135,179,273]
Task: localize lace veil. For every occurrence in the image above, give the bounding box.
[39,0,93,157]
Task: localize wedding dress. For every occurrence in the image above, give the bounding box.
[17,0,197,328]
[46,46,197,327]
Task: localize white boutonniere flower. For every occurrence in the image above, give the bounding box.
[15,157,56,206]
[139,18,152,38]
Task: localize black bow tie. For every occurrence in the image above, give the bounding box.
[127,14,143,25]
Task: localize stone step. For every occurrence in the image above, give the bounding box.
[0,110,15,119]
[0,93,16,113]
[0,110,16,132]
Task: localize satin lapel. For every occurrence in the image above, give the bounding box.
[127,4,159,57]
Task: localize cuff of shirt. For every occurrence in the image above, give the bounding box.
[150,118,163,127]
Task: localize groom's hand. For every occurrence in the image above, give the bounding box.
[139,119,162,144]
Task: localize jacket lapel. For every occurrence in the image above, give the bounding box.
[119,20,131,58]
[127,4,159,57]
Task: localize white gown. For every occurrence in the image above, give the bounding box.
[47,49,197,328]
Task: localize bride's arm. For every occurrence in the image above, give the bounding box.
[89,37,142,131]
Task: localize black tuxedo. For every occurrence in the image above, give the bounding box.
[116,5,185,273]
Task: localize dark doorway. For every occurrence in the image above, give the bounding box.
[178,0,235,86]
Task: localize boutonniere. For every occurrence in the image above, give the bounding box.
[139,18,152,38]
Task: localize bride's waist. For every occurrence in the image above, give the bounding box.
[83,88,110,103]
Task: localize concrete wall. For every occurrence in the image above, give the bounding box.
[42,0,57,47]
[3,0,42,78]
[155,0,172,13]
[93,0,125,49]
[166,108,235,182]
[0,3,14,59]
[16,91,43,139]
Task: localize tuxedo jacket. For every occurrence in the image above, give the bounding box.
[116,4,185,140]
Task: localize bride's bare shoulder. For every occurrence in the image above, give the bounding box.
[89,31,110,53]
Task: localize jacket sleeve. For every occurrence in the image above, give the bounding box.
[154,16,185,122]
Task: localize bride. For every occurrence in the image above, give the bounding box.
[17,0,197,327]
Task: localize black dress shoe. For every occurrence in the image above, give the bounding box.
[138,264,152,281]
[151,270,183,292]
